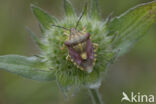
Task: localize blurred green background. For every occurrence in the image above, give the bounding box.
[0,0,156,104]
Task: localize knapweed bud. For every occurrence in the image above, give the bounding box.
[38,0,117,88]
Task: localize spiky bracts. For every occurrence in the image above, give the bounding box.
[43,17,116,88]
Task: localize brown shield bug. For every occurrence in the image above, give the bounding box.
[64,27,98,73]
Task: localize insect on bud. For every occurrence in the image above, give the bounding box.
[64,28,97,73]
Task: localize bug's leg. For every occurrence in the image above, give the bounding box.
[60,44,65,50]
[82,27,86,32]
[82,27,86,34]
[66,55,71,61]
[64,30,70,36]
[93,43,99,51]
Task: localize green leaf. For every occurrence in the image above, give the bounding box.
[64,0,76,17]
[25,27,47,50]
[82,3,88,17]
[90,0,100,19]
[31,4,57,30]
[0,55,55,81]
[107,1,156,55]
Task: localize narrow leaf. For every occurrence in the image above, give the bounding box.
[0,55,55,81]
[31,4,57,30]
[107,1,156,55]
[90,0,100,19]
[64,0,76,17]
[26,27,47,50]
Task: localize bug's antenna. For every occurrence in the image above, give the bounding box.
[75,3,87,29]
[52,25,70,31]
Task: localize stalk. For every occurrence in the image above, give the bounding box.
[88,88,104,104]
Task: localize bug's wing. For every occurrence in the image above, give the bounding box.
[86,39,94,60]
[68,47,82,65]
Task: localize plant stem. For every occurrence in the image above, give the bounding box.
[88,88,104,104]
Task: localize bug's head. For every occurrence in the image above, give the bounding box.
[70,28,78,36]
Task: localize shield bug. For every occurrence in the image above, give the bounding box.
[64,28,97,73]
[52,7,98,73]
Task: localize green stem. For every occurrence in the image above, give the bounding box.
[88,88,104,104]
